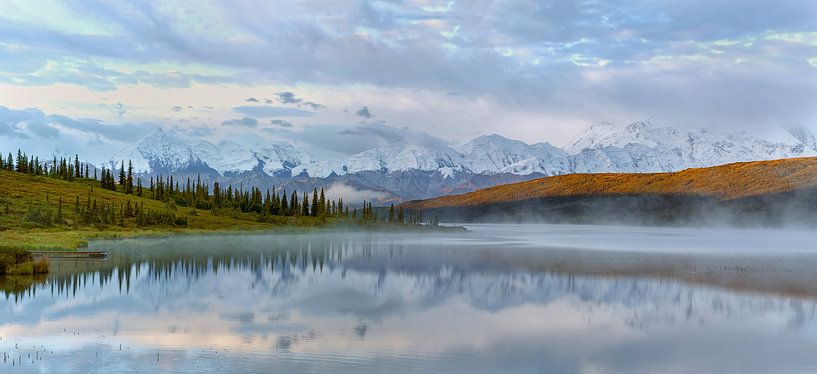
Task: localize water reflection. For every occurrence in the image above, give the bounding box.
[2,229,817,373]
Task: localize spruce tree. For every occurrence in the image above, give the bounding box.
[119,161,126,186]
[126,160,134,194]
[302,192,310,217]
[319,188,326,215]
[311,188,319,217]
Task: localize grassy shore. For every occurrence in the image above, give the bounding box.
[0,246,49,275]
[0,170,462,251]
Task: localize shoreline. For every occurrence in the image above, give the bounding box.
[0,222,467,251]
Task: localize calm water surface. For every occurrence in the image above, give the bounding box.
[2,224,817,373]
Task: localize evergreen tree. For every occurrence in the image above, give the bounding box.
[311,188,319,217]
[118,161,126,187]
[126,160,134,194]
[290,190,298,216]
[319,188,326,216]
[302,191,310,217]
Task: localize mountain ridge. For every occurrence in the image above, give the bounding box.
[105,122,817,200]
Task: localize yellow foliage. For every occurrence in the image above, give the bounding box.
[404,157,817,210]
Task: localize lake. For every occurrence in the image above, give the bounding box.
[3,224,817,373]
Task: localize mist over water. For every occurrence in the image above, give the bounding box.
[2,225,817,373]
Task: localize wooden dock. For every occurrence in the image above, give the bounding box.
[29,251,108,259]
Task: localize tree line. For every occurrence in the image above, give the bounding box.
[2,149,435,226]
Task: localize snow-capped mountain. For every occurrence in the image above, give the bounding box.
[566,121,817,173]
[108,128,211,174]
[458,134,571,176]
[105,122,817,201]
[292,141,466,178]
[195,140,310,177]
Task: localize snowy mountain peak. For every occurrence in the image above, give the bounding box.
[787,127,817,152]
[102,121,817,200]
[460,134,570,176]
[566,121,817,173]
[293,140,465,178]
[109,128,204,174]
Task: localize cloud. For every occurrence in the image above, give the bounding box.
[270,119,293,128]
[324,182,388,203]
[25,122,60,139]
[245,97,259,102]
[46,114,156,142]
[276,92,301,105]
[222,117,258,127]
[286,123,447,159]
[0,1,813,135]
[171,106,183,112]
[355,106,372,119]
[231,106,315,117]
[0,122,29,139]
[301,101,323,110]
[275,91,324,109]
[0,106,146,162]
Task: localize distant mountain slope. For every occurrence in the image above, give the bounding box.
[103,123,817,201]
[403,157,817,210]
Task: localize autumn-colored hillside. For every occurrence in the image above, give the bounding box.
[403,157,817,210]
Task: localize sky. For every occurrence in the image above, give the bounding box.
[0,0,816,162]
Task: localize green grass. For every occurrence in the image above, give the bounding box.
[0,170,458,250]
[0,170,330,250]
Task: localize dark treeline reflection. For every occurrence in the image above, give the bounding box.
[1,233,382,301]
[5,229,817,302]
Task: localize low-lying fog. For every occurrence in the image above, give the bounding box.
[457,223,817,254]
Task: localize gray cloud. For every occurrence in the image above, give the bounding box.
[0,122,29,139]
[0,1,813,131]
[245,97,259,103]
[232,106,316,118]
[46,114,156,142]
[0,106,152,161]
[355,106,372,119]
[286,123,446,159]
[270,119,293,128]
[275,91,324,110]
[222,117,258,127]
[276,92,300,105]
[171,105,183,112]
[25,122,60,139]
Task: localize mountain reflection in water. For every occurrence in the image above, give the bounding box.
[2,225,817,373]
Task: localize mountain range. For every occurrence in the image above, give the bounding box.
[106,122,817,201]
